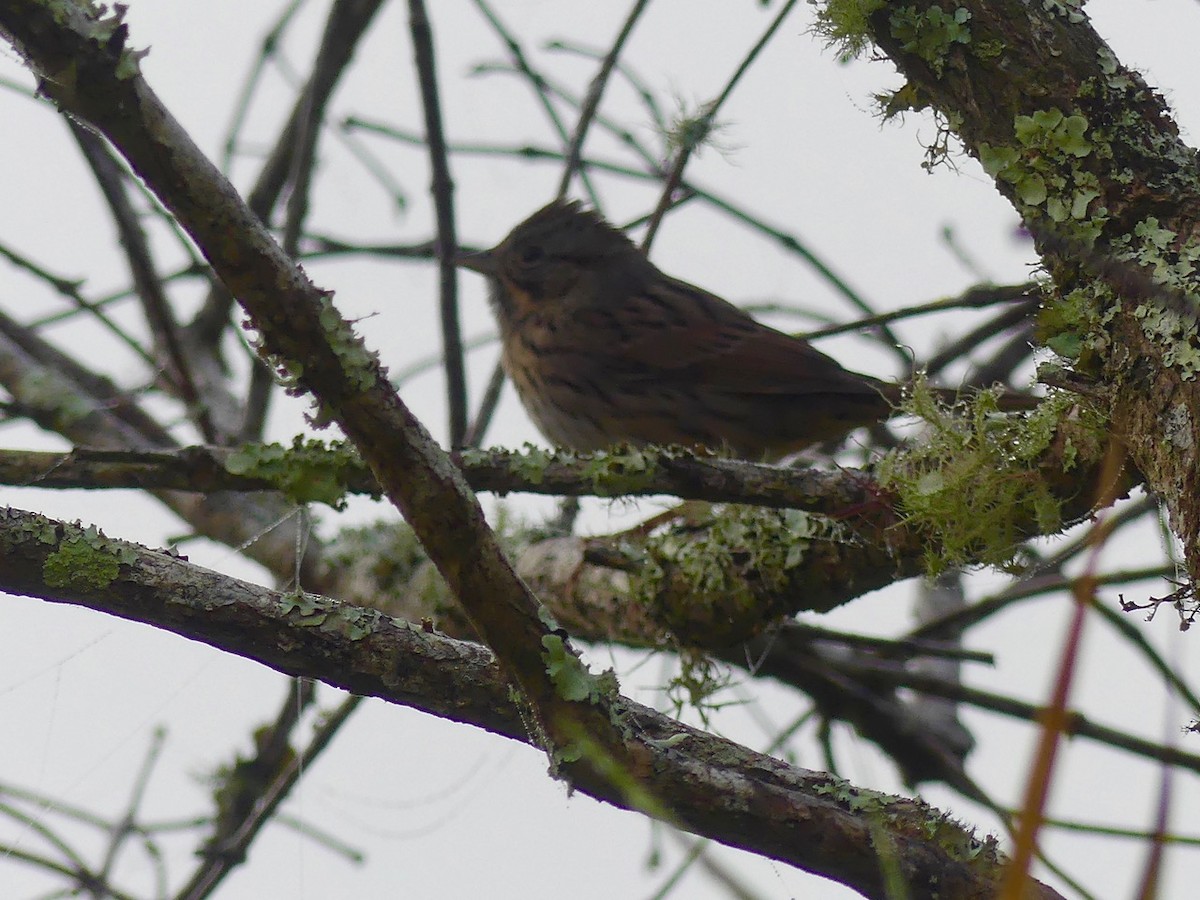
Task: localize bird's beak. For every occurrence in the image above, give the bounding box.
[455,248,498,276]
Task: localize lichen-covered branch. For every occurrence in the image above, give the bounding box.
[0,394,1130,648]
[0,505,1062,898]
[816,0,1200,584]
[0,0,656,834]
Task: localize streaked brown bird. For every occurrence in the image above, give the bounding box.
[459,200,1030,459]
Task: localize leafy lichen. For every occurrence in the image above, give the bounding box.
[979,108,1103,244]
[43,524,138,591]
[889,5,972,78]
[225,437,371,510]
[315,292,382,393]
[1108,220,1200,381]
[542,634,599,703]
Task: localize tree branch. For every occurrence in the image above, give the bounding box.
[0,504,1061,898]
[837,0,1200,585]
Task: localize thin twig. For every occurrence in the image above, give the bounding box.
[800,283,1038,341]
[70,122,216,441]
[924,300,1039,379]
[96,727,167,889]
[1002,438,1128,894]
[462,359,507,448]
[545,38,668,134]
[392,330,497,386]
[469,0,600,206]
[220,0,308,172]
[556,0,652,199]
[455,65,662,171]
[0,241,155,366]
[409,0,468,446]
[340,124,888,348]
[175,695,362,900]
[641,0,799,250]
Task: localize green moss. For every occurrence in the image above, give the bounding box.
[811,0,887,61]
[225,437,371,509]
[877,386,1101,573]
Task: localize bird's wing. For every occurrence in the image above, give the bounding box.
[602,275,887,399]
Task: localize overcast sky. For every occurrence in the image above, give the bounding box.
[3,2,1200,897]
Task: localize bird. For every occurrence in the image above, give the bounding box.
[458,200,1032,460]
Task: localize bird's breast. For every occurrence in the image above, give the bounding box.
[499,311,618,451]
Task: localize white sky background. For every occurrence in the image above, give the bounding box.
[1,1,1199,897]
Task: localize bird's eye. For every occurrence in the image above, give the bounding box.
[517,244,545,266]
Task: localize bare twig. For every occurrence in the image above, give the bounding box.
[462,359,507,449]
[96,728,167,890]
[409,0,468,446]
[69,122,216,441]
[556,0,652,199]
[468,0,600,206]
[176,694,361,900]
[220,0,308,173]
[641,0,799,250]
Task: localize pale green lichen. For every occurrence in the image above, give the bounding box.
[458,443,690,497]
[1162,405,1194,452]
[1055,61,1200,381]
[1105,220,1200,380]
[279,590,328,625]
[813,774,1002,865]
[327,507,532,620]
[1038,282,1121,363]
[814,777,900,813]
[540,636,624,765]
[225,437,371,509]
[637,506,846,614]
[979,108,1104,244]
[315,292,382,393]
[579,445,669,495]
[49,2,149,82]
[629,504,852,649]
[276,590,380,639]
[43,524,138,591]
[1041,0,1087,24]
[542,634,598,703]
